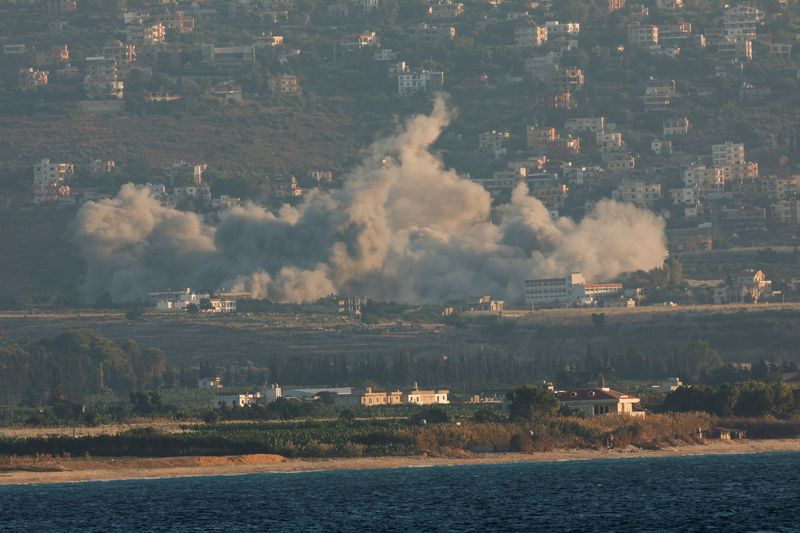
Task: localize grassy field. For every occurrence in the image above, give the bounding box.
[1,302,799,369]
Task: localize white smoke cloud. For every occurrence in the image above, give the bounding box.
[73,96,666,303]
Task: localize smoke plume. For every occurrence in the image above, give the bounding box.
[73,97,666,303]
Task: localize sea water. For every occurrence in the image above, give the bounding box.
[1,452,799,532]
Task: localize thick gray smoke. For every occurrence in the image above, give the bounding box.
[73,97,666,303]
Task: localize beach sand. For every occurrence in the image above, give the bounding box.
[1,439,799,486]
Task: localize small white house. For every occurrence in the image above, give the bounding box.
[556,387,644,417]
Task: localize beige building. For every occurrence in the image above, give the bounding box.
[334,386,449,407]
[269,74,302,94]
[628,24,659,48]
[556,387,644,417]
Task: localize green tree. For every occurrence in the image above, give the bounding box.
[506,385,560,422]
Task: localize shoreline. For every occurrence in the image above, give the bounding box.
[1,439,799,486]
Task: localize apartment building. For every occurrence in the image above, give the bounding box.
[397,68,444,95]
[613,179,662,207]
[269,74,302,94]
[565,117,605,133]
[663,117,689,136]
[33,159,74,187]
[102,40,136,65]
[527,126,558,149]
[628,24,659,48]
[515,23,548,47]
[478,130,510,156]
[426,1,464,19]
[124,23,166,46]
[18,67,48,90]
[643,80,676,111]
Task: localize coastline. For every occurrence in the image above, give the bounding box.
[1,439,799,486]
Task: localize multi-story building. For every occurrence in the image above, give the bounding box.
[334,386,449,406]
[524,272,622,307]
[603,152,635,174]
[515,23,548,48]
[426,1,464,19]
[628,23,659,48]
[565,117,605,133]
[202,45,256,67]
[527,126,558,149]
[683,164,725,193]
[102,40,136,65]
[712,141,745,168]
[722,5,762,41]
[663,117,689,136]
[604,0,626,13]
[658,22,692,46]
[125,23,166,46]
[33,159,74,187]
[613,179,662,207]
[772,199,800,224]
[596,131,624,151]
[536,90,572,109]
[89,159,115,176]
[397,68,444,96]
[478,130,510,156]
[643,80,676,111]
[414,24,456,43]
[83,57,123,100]
[269,74,302,94]
[551,66,584,91]
[18,68,48,90]
[717,37,752,61]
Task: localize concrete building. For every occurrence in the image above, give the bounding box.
[33,159,73,187]
[102,40,136,65]
[125,23,165,46]
[713,269,772,304]
[198,377,223,389]
[527,126,558,149]
[628,24,659,48]
[515,23,548,48]
[211,392,261,408]
[18,68,48,90]
[426,1,464,20]
[643,80,676,111]
[478,130,510,157]
[524,273,622,307]
[613,179,662,207]
[202,45,256,67]
[565,117,605,133]
[556,387,644,417]
[663,117,689,136]
[397,68,444,96]
[268,74,302,94]
[334,386,449,406]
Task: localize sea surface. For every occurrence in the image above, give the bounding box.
[1,452,799,532]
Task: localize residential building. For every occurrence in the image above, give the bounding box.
[414,24,456,47]
[340,32,378,52]
[536,90,572,109]
[33,159,73,187]
[628,24,659,48]
[656,0,683,9]
[202,45,256,67]
[713,269,772,304]
[596,131,624,152]
[772,199,800,224]
[89,159,115,176]
[313,294,368,317]
[211,392,261,409]
[211,195,241,211]
[198,377,223,389]
[397,68,444,96]
[173,185,211,205]
[545,21,580,38]
[404,387,450,405]
[551,67,584,91]
[125,23,166,46]
[603,152,636,174]
[651,139,672,155]
[334,387,404,406]
[643,79,676,111]
[269,74,302,94]
[565,117,605,133]
[604,0,626,13]
[613,179,662,207]
[515,23,548,48]
[201,298,236,313]
[478,130,510,157]
[722,5,762,41]
[254,33,284,48]
[527,126,558,149]
[444,295,505,315]
[426,1,464,20]
[153,288,200,311]
[18,67,48,90]
[717,37,752,61]
[158,11,195,33]
[663,117,689,136]
[102,40,136,65]
[769,43,792,60]
[556,387,645,417]
[658,23,692,47]
[683,164,725,193]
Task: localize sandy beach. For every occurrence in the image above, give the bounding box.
[1,439,799,486]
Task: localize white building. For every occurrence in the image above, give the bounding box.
[478,130,510,157]
[397,68,444,95]
[211,392,261,409]
[198,377,223,389]
[525,273,623,307]
[556,387,645,417]
[663,117,689,136]
[262,384,282,403]
[33,159,74,187]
